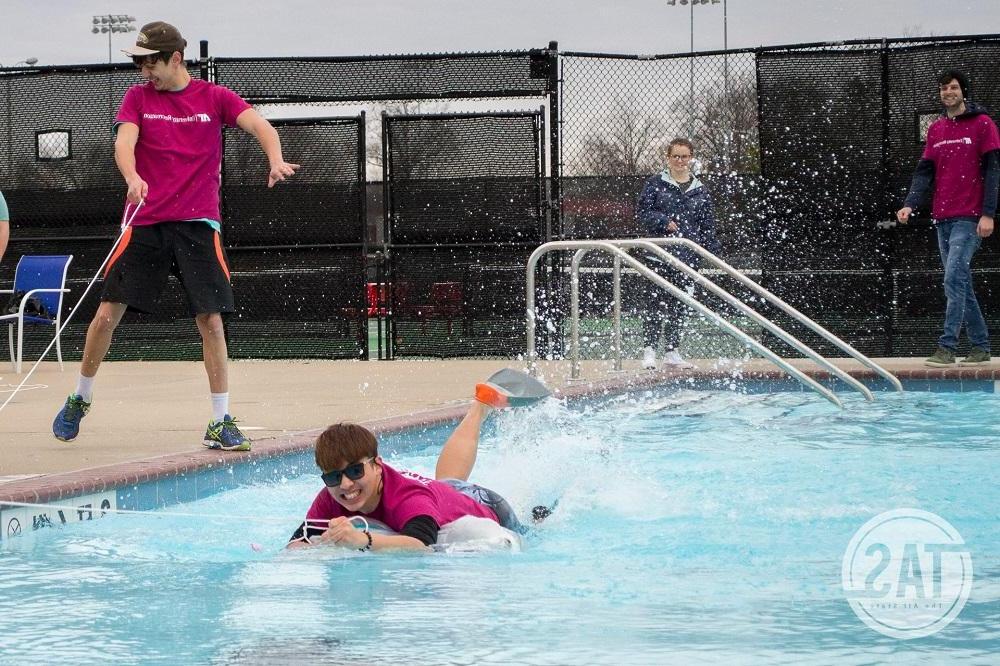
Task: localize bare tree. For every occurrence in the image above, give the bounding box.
[572,97,665,176]
[365,100,454,180]
[688,71,759,175]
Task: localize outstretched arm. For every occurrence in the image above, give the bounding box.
[286,517,430,551]
[236,108,301,188]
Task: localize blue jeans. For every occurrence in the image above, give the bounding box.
[936,218,989,351]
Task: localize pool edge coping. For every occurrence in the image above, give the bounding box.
[1,364,996,504]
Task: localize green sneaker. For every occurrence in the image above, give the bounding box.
[924,347,956,367]
[960,347,991,366]
[203,414,252,451]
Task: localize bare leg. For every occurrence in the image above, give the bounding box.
[196,313,228,394]
[80,302,128,377]
[435,400,492,481]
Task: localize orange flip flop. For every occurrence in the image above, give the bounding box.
[474,369,551,409]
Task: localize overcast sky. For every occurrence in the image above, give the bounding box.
[2,0,998,67]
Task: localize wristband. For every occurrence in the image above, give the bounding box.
[359,529,372,552]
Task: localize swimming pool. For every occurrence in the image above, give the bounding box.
[1,388,998,664]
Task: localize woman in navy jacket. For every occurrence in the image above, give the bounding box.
[635,138,720,369]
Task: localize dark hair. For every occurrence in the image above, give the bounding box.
[667,137,695,155]
[315,423,378,471]
[131,51,177,67]
[937,69,969,98]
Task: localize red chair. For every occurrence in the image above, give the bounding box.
[365,282,386,316]
[341,282,411,329]
[412,281,464,334]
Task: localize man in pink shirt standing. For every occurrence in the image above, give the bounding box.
[898,69,1000,368]
[52,21,299,449]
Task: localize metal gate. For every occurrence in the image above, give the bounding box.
[221,115,369,359]
[379,111,547,358]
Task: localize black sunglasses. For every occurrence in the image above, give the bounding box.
[131,54,167,67]
[321,458,374,487]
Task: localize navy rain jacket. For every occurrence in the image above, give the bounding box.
[636,171,721,268]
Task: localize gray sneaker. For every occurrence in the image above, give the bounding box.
[924,347,956,367]
[960,347,991,366]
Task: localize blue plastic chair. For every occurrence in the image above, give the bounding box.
[0,255,73,373]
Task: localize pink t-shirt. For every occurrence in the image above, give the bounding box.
[922,111,1000,219]
[114,79,251,227]
[304,462,499,534]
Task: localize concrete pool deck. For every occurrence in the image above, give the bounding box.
[0,356,997,502]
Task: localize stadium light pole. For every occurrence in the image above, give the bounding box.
[666,0,726,134]
[0,58,38,67]
[91,15,137,63]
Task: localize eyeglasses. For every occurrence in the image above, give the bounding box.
[321,458,374,487]
[669,154,693,161]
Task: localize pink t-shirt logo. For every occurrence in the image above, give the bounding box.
[932,137,973,149]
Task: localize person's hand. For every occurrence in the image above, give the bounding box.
[666,220,679,233]
[126,176,148,204]
[978,215,994,238]
[896,207,912,224]
[268,161,300,188]
[320,516,368,549]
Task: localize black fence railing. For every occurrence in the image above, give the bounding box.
[2,35,999,362]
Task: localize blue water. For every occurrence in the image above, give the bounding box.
[2,389,999,664]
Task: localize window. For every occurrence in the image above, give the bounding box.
[36,130,72,161]
[914,111,939,144]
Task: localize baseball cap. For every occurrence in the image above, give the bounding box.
[121,21,187,57]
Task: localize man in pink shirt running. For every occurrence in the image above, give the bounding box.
[898,69,1000,368]
[52,21,299,449]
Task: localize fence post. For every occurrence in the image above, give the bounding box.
[546,40,561,242]
[381,117,395,360]
[879,38,895,356]
[199,40,209,81]
[544,40,564,358]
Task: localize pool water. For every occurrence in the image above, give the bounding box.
[2,389,999,664]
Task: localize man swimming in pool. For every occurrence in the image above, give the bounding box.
[287,377,550,551]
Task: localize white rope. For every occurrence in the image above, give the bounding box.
[0,383,47,395]
[0,499,308,524]
[0,201,145,414]
[0,500,372,552]
[301,515,369,545]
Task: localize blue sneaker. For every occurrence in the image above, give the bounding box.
[203,414,251,451]
[53,394,91,441]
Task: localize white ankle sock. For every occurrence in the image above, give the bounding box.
[75,375,96,402]
[211,393,229,422]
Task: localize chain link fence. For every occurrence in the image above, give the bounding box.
[755,37,1000,356]
[2,36,999,363]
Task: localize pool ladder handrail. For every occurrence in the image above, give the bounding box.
[525,239,903,409]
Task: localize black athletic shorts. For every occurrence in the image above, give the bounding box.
[102,221,234,315]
